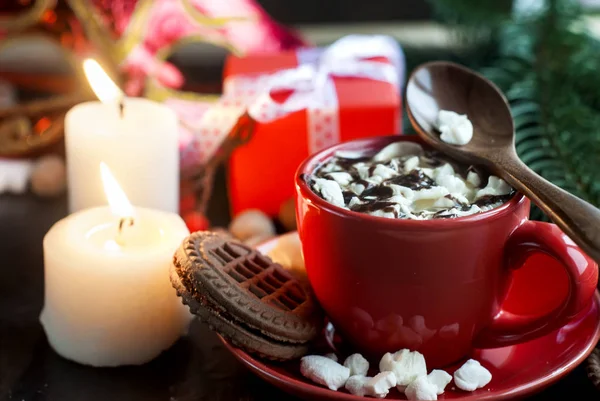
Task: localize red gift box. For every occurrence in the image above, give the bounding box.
[223,35,405,217]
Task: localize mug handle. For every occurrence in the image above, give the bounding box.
[474,220,598,348]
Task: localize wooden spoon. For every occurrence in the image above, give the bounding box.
[405,61,600,263]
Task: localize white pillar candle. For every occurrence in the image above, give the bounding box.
[40,165,190,367]
[65,60,179,214]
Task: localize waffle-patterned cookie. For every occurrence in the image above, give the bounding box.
[171,231,322,360]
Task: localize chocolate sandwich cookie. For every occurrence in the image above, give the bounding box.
[171,231,322,360]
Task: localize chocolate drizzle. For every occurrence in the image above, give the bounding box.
[387,170,435,190]
[360,185,394,199]
[421,150,444,167]
[351,201,396,213]
[352,184,396,212]
[368,165,377,176]
[358,179,370,187]
[334,156,371,171]
[342,191,355,204]
[474,193,514,208]
[432,210,456,219]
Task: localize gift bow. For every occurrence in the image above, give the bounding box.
[247,34,402,121]
[188,34,403,165]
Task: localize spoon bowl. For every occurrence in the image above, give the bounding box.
[406,61,600,263]
[406,61,515,169]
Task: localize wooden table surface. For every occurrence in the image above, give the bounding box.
[0,164,598,401]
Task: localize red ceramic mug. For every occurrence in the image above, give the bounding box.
[295,135,598,368]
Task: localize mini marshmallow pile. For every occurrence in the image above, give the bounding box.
[436,110,473,146]
[310,141,513,220]
[300,349,492,400]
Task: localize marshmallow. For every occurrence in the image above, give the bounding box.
[345,375,370,396]
[460,205,483,216]
[467,171,481,187]
[412,187,449,201]
[355,164,371,180]
[379,349,427,391]
[388,184,414,200]
[404,156,420,172]
[453,359,492,391]
[434,163,455,179]
[344,372,398,398]
[365,371,397,398]
[348,196,362,208]
[343,353,370,377]
[335,150,365,159]
[452,193,470,204]
[366,176,384,185]
[432,196,455,209]
[369,209,397,219]
[373,142,424,162]
[229,209,275,242]
[312,178,345,208]
[437,174,468,197]
[300,355,350,391]
[324,353,338,362]
[437,110,473,146]
[372,164,398,180]
[349,183,366,196]
[427,369,452,395]
[388,195,412,206]
[387,158,401,172]
[475,176,512,199]
[326,172,354,186]
[420,168,435,179]
[405,376,438,401]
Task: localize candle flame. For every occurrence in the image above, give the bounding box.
[100,162,134,218]
[83,59,123,104]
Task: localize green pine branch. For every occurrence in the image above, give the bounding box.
[428,0,600,220]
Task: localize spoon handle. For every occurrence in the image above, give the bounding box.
[500,156,600,263]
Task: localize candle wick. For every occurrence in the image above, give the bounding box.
[116,217,134,245]
[118,217,134,232]
[119,98,125,118]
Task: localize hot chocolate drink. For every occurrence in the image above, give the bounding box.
[307,142,514,220]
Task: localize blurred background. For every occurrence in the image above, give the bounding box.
[2,0,600,224]
[1,1,600,399]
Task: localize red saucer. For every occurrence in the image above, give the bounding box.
[219,234,600,401]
